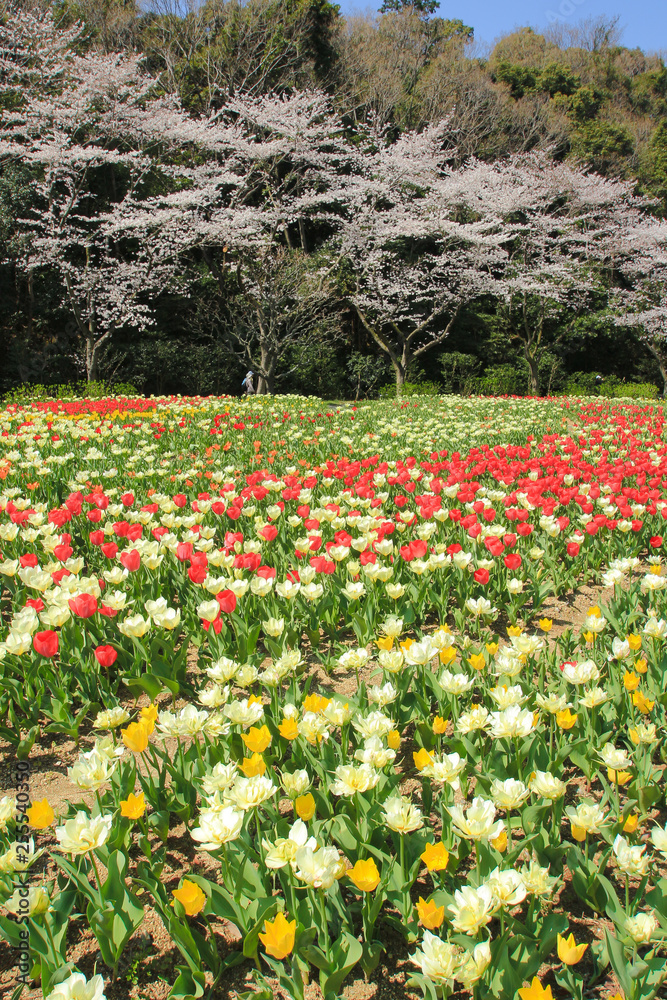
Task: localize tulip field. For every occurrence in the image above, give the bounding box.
[1,392,667,1000]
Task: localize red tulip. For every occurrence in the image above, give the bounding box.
[120,549,141,572]
[474,568,490,585]
[33,630,58,657]
[68,593,98,618]
[217,590,237,614]
[188,564,207,584]
[94,645,118,667]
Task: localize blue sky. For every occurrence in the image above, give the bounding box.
[336,0,667,55]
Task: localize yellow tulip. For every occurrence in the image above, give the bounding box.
[490,830,507,852]
[258,911,296,960]
[120,792,146,820]
[607,768,632,787]
[439,646,456,665]
[632,691,654,714]
[634,657,648,674]
[295,793,316,821]
[570,823,587,842]
[139,703,158,734]
[556,708,578,730]
[432,716,447,735]
[623,671,639,692]
[485,642,499,655]
[627,634,642,651]
[468,653,485,672]
[557,932,588,965]
[623,813,639,834]
[171,880,206,917]
[347,858,381,892]
[538,618,553,633]
[241,725,272,753]
[518,977,554,1000]
[303,693,330,714]
[387,729,401,749]
[507,625,522,637]
[420,842,449,872]
[583,630,595,644]
[240,753,266,777]
[278,717,299,740]
[27,798,55,829]
[122,720,149,753]
[413,748,433,771]
[416,896,445,929]
[376,635,394,651]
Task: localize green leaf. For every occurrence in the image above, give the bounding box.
[320,930,363,999]
[603,928,633,996]
[168,965,206,1000]
[17,725,39,760]
[242,897,280,963]
[124,673,166,701]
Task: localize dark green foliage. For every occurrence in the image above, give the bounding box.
[570,120,634,172]
[379,0,440,18]
[493,61,538,100]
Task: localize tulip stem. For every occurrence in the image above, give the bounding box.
[88,852,102,899]
[44,915,59,965]
[318,890,330,961]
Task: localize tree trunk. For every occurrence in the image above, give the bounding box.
[394,362,407,396]
[646,340,667,398]
[393,341,410,395]
[524,346,540,396]
[258,343,277,395]
[86,332,99,382]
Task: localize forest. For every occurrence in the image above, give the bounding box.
[1,0,667,399]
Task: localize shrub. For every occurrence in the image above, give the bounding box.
[612,382,660,399]
[474,364,525,396]
[439,352,481,395]
[3,380,138,403]
[378,380,441,398]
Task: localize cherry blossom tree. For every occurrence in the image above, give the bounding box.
[0,3,195,379]
[336,122,505,392]
[442,154,643,394]
[100,90,357,391]
[607,218,667,394]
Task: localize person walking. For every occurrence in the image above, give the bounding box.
[242,371,255,395]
